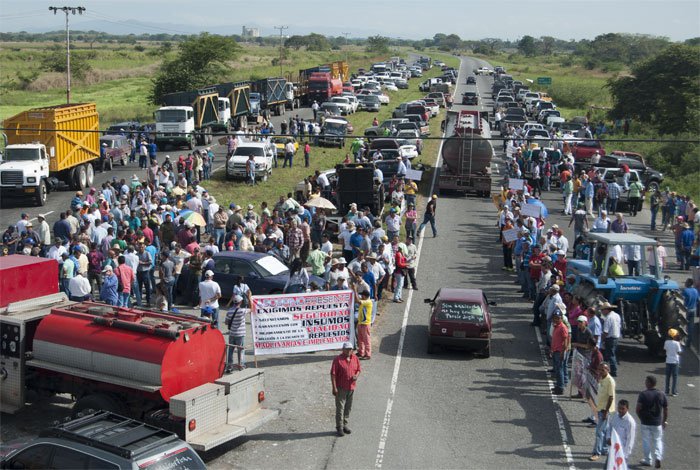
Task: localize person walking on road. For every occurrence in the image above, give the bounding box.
[354,287,373,360]
[636,375,668,468]
[330,342,361,437]
[418,194,438,237]
[606,399,636,462]
[550,311,569,395]
[589,362,616,461]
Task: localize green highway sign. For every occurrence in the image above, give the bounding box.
[537,77,552,85]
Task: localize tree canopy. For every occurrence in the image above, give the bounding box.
[607,44,700,134]
[150,33,240,104]
[365,35,389,54]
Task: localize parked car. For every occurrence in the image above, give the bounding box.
[271,136,299,153]
[425,288,495,357]
[571,140,606,163]
[319,118,348,148]
[320,102,343,117]
[594,167,646,212]
[357,94,381,112]
[425,92,446,107]
[226,141,274,181]
[598,152,664,193]
[524,129,551,144]
[177,252,325,301]
[99,135,131,169]
[330,96,354,115]
[364,119,408,137]
[0,411,206,470]
[396,132,424,154]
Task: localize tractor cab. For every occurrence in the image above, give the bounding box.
[568,232,686,355]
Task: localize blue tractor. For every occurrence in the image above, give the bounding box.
[568,232,688,356]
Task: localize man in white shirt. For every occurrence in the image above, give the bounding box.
[646,239,667,276]
[321,233,334,254]
[624,244,642,276]
[199,270,222,327]
[47,238,67,265]
[68,272,92,301]
[606,399,636,460]
[592,210,611,233]
[601,302,622,377]
[36,214,51,247]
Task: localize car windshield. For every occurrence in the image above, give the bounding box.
[155,109,187,123]
[233,146,265,156]
[436,301,484,321]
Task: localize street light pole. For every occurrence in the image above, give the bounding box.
[273,25,288,77]
[49,6,85,104]
[342,32,349,63]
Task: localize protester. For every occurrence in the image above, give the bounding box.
[636,375,668,468]
[330,342,361,437]
[606,399,636,461]
[589,363,616,461]
[225,295,249,373]
[663,329,682,396]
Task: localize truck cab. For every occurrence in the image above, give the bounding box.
[154,106,195,150]
[249,92,262,119]
[215,97,232,133]
[0,143,51,206]
[285,82,299,110]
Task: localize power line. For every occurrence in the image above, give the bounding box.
[48,6,85,104]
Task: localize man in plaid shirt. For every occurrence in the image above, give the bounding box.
[607,180,622,214]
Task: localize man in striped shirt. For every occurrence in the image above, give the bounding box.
[607,180,622,213]
[225,295,249,373]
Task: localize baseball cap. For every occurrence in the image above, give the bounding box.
[102,265,113,273]
[577,315,588,323]
[204,270,214,278]
[233,294,243,304]
[342,342,353,349]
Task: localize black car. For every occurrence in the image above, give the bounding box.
[466,76,477,85]
[462,91,478,105]
[176,252,325,301]
[597,153,664,193]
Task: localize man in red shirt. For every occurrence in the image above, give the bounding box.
[550,311,569,395]
[114,254,135,307]
[330,342,361,436]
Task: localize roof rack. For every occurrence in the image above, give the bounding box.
[39,411,179,459]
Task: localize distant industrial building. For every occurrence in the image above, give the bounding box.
[242,26,260,38]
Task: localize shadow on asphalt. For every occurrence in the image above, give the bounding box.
[202,431,337,462]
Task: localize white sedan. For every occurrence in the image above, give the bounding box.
[399,144,419,160]
[382,80,398,92]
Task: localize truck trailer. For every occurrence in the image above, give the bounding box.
[0,103,100,206]
[438,110,494,197]
[0,255,278,451]
[249,78,288,120]
[155,87,220,150]
[215,81,252,132]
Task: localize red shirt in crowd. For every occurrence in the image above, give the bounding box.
[330,353,361,391]
[114,264,134,294]
[551,321,569,353]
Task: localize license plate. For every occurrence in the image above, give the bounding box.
[453,330,466,338]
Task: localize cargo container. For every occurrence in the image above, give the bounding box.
[250,78,288,119]
[155,87,219,150]
[0,103,100,206]
[215,81,252,132]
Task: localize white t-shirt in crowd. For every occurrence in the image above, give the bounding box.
[664,339,682,364]
[198,280,221,309]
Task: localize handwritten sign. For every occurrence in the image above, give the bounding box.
[436,302,484,322]
[521,203,542,218]
[405,168,423,181]
[508,178,525,191]
[502,228,520,243]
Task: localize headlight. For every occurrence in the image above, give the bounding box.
[27,177,36,183]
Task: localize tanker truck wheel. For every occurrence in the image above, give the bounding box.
[73,393,128,418]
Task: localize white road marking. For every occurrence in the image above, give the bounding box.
[374,58,456,469]
[534,327,576,470]
[28,210,53,222]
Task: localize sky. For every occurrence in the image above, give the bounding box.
[1,0,698,41]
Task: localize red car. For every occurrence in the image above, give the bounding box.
[571,140,606,163]
[425,288,495,357]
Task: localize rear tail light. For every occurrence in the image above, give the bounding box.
[188,419,197,431]
[258,391,265,403]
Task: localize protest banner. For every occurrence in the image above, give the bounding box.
[251,290,355,356]
[508,178,525,191]
[405,168,423,181]
[571,350,587,393]
[502,228,520,243]
[606,429,628,470]
[521,203,542,218]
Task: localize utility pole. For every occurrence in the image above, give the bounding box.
[342,32,350,63]
[273,25,288,77]
[49,6,85,104]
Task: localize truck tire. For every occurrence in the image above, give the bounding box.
[86,163,95,187]
[188,137,195,150]
[74,164,87,190]
[35,180,47,206]
[262,171,269,182]
[72,393,128,417]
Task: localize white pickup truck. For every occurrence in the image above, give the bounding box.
[226,140,275,181]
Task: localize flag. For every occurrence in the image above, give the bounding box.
[606,428,628,470]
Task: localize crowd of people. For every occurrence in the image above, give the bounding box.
[490,135,699,466]
[1,142,440,373]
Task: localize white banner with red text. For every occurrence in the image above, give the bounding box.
[251,290,355,355]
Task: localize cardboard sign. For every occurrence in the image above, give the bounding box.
[502,228,520,243]
[508,178,525,191]
[405,168,423,181]
[521,203,542,218]
[251,291,355,355]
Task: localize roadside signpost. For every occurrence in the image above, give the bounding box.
[537,77,552,85]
